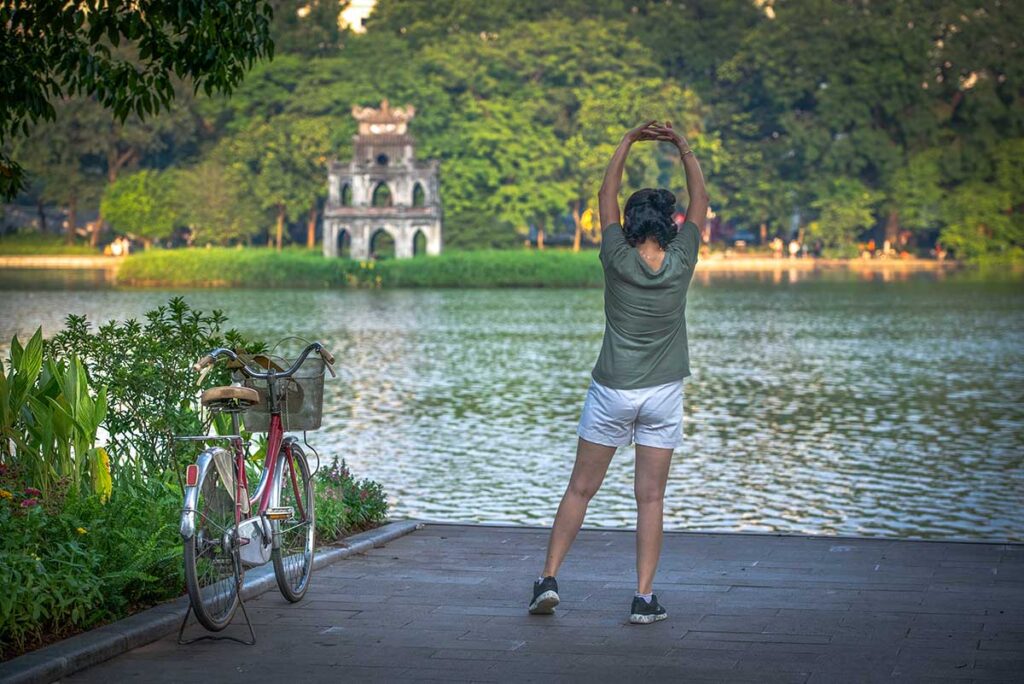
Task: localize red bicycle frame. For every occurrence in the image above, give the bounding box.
[228,413,305,528]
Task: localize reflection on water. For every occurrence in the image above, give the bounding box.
[1,269,1022,541]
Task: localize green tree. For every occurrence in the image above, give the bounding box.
[807,178,881,247]
[365,0,613,47]
[939,138,1024,259]
[715,0,1023,249]
[435,97,571,248]
[412,16,678,247]
[100,169,180,247]
[91,90,199,245]
[1,0,274,200]
[175,161,263,245]
[215,117,331,249]
[14,99,106,243]
[271,0,348,57]
[13,94,200,245]
[14,0,1018,259]
[568,79,715,247]
[890,150,944,235]
[940,184,1021,259]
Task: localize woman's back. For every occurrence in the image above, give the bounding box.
[592,219,701,390]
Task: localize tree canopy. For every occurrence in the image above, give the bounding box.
[5,0,1023,259]
[0,0,274,199]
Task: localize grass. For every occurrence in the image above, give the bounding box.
[0,233,99,256]
[117,246,606,288]
[116,243,979,289]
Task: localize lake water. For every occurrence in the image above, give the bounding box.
[2,268,1022,542]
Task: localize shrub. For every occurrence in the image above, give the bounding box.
[314,458,389,542]
[1,331,110,499]
[0,503,105,657]
[116,247,606,288]
[1,302,389,660]
[69,475,184,615]
[0,470,182,660]
[47,297,263,480]
[0,232,98,255]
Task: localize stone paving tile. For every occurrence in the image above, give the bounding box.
[66,524,1024,683]
[681,630,833,645]
[732,646,823,672]
[696,613,772,632]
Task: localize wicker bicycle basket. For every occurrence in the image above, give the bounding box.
[238,355,326,432]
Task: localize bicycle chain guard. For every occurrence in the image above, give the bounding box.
[238,517,272,567]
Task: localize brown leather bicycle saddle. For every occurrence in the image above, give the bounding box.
[201,386,260,408]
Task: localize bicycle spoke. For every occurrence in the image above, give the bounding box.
[273,445,315,601]
[184,460,241,630]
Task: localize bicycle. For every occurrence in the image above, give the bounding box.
[178,341,335,641]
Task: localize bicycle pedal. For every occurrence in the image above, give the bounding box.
[266,506,295,520]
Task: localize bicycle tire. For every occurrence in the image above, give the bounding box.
[184,455,242,631]
[272,442,316,602]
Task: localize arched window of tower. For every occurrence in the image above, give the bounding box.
[372,182,393,207]
[337,229,352,258]
[413,229,428,256]
[370,228,396,259]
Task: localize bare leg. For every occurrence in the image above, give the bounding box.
[541,437,616,578]
[634,444,673,594]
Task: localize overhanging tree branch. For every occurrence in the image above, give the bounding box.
[0,0,275,200]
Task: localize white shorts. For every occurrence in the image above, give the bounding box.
[576,376,685,449]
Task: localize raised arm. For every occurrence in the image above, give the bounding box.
[598,121,658,229]
[655,122,708,231]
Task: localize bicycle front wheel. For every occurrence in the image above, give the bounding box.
[272,443,315,602]
[184,455,241,631]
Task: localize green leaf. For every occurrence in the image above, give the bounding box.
[10,334,24,368]
[22,328,45,386]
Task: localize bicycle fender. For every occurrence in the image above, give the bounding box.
[180,447,228,540]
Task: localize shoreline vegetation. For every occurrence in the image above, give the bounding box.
[1,301,389,660]
[0,247,984,289]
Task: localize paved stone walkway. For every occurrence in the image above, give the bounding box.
[69,524,1023,682]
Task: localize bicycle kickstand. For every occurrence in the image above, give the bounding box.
[177,574,257,646]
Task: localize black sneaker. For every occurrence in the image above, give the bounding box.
[528,576,560,615]
[629,594,667,624]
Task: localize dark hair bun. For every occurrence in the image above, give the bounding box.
[623,188,677,249]
[651,189,675,213]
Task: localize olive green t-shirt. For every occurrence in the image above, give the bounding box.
[591,220,700,390]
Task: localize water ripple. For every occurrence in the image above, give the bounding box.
[1,272,1021,541]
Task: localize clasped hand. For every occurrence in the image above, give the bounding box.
[623,120,688,150]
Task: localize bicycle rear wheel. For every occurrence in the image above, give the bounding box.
[184,455,241,630]
[272,443,315,602]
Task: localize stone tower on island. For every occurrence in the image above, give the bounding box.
[322,100,442,259]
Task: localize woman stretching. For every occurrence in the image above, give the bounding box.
[529,120,708,624]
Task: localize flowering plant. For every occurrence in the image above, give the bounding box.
[313,457,388,541]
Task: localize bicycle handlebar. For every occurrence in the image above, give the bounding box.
[193,342,335,380]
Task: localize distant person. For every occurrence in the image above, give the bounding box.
[530,120,707,625]
[770,236,784,258]
[788,239,800,259]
